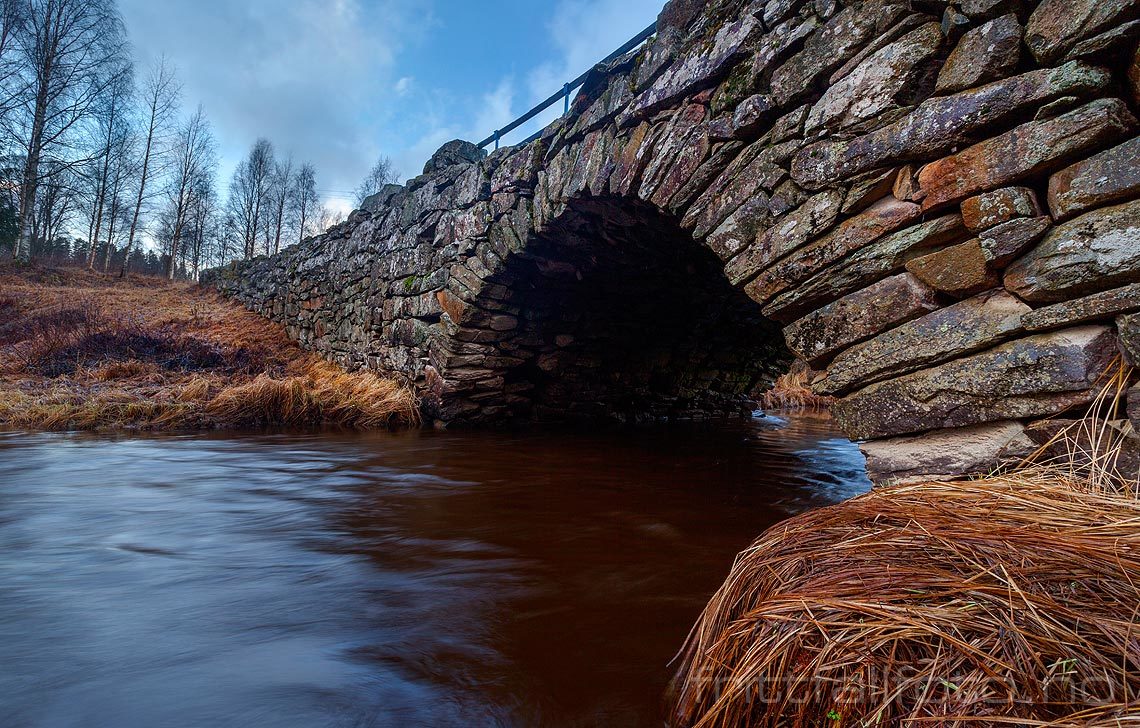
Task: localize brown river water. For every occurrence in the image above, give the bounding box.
[0,413,869,727]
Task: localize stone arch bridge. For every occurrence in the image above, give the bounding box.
[211,0,1140,482]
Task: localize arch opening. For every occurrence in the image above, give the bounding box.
[444,196,791,424]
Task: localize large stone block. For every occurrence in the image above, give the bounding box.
[791,62,1111,189]
[769,0,910,106]
[978,216,1052,267]
[960,187,1042,233]
[860,421,1028,484]
[782,273,940,367]
[762,213,970,322]
[723,189,844,285]
[935,14,1022,95]
[817,289,1029,396]
[918,99,1138,210]
[831,326,1118,440]
[905,239,997,297]
[1025,0,1140,64]
[1048,136,1140,221]
[804,22,944,134]
[1005,199,1140,303]
[1022,284,1140,331]
[745,196,921,304]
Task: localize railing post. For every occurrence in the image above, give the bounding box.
[494,130,500,150]
[563,83,571,114]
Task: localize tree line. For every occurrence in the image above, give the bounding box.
[0,0,395,280]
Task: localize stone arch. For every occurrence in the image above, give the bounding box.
[430,193,789,424]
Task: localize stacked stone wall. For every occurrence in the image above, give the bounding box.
[209,0,1140,480]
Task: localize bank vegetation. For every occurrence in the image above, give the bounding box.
[672,374,1140,727]
[0,265,418,431]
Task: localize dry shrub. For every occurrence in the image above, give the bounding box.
[759,359,833,411]
[207,360,418,429]
[0,263,419,431]
[671,375,1140,727]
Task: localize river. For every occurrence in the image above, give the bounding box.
[0,413,869,727]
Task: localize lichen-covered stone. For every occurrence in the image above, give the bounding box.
[724,189,844,284]
[791,62,1111,188]
[818,289,1029,396]
[860,421,1028,484]
[804,22,943,133]
[745,196,921,304]
[1022,284,1140,331]
[832,326,1119,440]
[978,216,1052,267]
[1047,136,1140,221]
[762,213,970,322]
[769,0,910,106]
[424,140,486,175]
[935,15,1022,95]
[960,187,1042,233]
[1005,199,1140,303]
[1025,0,1140,64]
[918,99,1138,210]
[905,239,997,297]
[783,273,939,366]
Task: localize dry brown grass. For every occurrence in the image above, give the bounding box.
[671,374,1140,727]
[0,264,419,431]
[759,359,834,411]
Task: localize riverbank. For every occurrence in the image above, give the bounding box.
[671,413,1140,726]
[0,264,419,431]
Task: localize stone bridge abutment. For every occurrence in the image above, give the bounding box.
[211,0,1140,482]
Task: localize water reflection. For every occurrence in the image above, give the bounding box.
[0,413,868,727]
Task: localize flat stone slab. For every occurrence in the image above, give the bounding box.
[905,239,997,297]
[918,99,1138,210]
[762,213,970,322]
[791,62,1111,188]
[1022,284,1140,331]
[832,325,1118,440]
[860,421,1028,484]
[818,289,1029,396]
[1048,136,1140,221]
[1026,0,1140,64]
[935,14,1022,95]
[1005,198,1140,303]
[746,196,921,304]
[783,272,940,366]
[961,187,1042,233]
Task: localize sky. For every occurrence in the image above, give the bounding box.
[118,0,665,219]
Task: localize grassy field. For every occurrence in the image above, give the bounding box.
[0,264,419,431]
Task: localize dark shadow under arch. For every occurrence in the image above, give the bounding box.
[446,195,791,424]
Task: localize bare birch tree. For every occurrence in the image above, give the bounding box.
[118,57,178,277]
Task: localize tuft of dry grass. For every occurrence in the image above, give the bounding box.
[758,359,834,411]
[671,374,1140,727]
[0,263,419,431]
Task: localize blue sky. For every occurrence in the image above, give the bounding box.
[118,0,665,217]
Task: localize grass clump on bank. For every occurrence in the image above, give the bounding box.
[672,376,1140,727]
[0,264,419,431]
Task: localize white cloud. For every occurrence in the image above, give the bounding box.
[119,0,429,211]
[394,76,415,96]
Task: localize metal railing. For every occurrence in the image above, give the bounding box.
[477,21,658,151]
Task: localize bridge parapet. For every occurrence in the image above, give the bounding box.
[212,0,1140,482]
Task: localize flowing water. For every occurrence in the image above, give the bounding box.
[0,413,869,727]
